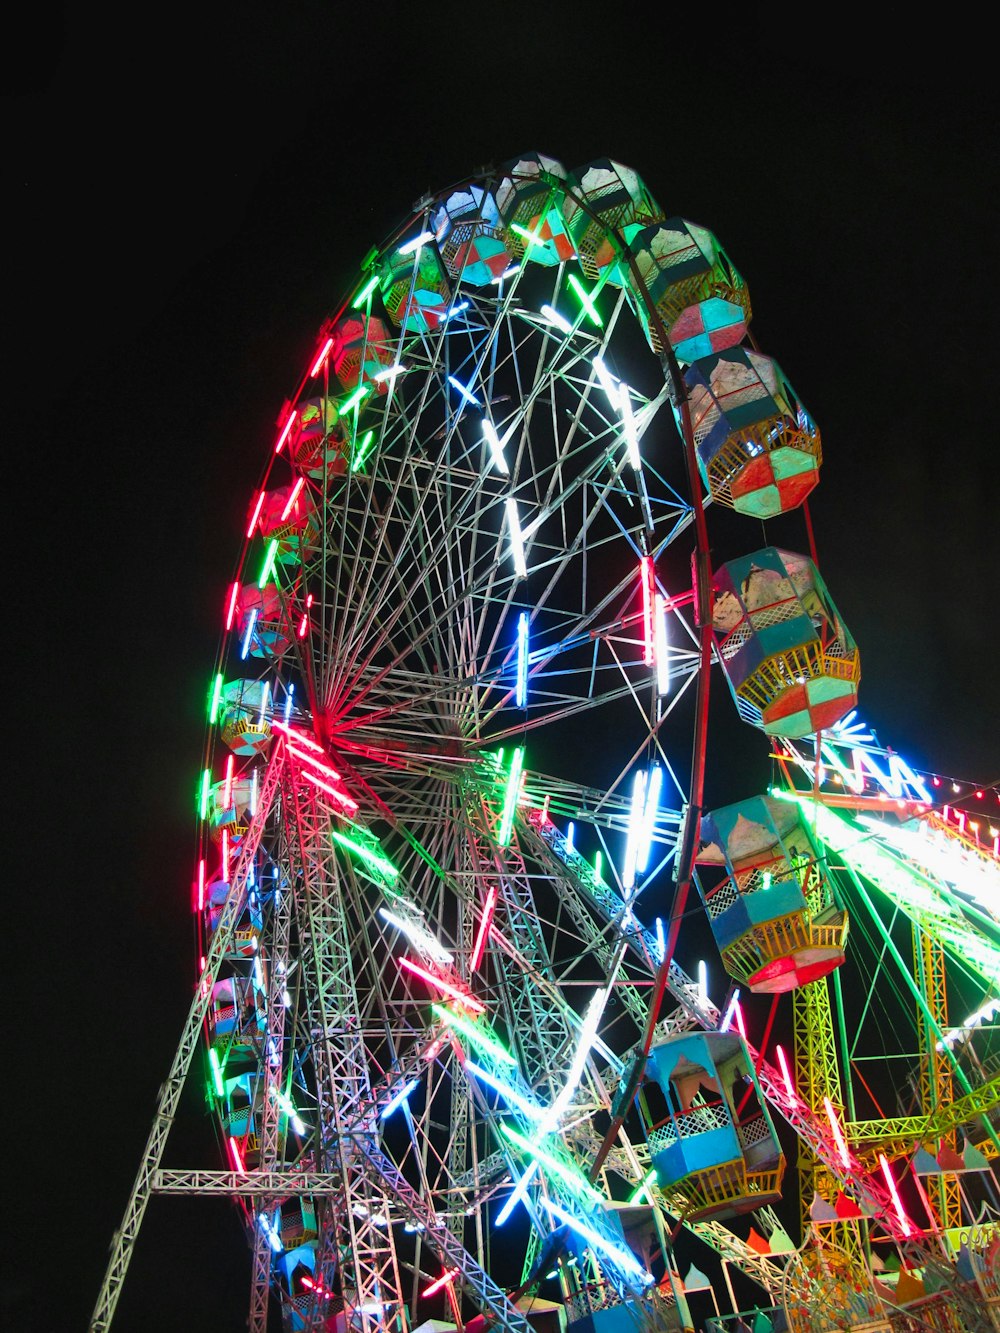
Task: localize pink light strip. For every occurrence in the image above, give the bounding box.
[732,1001,746,1039]
[197,858,205,911]
[271,720,324,752]
[879,1152,915,1235]
[399,957,485,1012]
[286,744,341,779]
[775,1044,794,1098]
[228,1137,246,1173]
[223,754,235,810]
[225,582,240,631]
[640,556,654,666]
[246,490,266,538]
[274,409,298,454]
[279,477,305,522]
[300,769,359,812]
[824,1096,851,1169]
[422,1268,460,1299]
[470,885,498,972]
[308,336,334,378]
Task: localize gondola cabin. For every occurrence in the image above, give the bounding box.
[712,547,859,738]
[642,1032,784,1222]
[563,159,663,278]
[495,152,576,267]
[621,218,751,362]
[698,795,849,992]
[430,183,512,285]
[685,349,820,518]
[220,679,272,756]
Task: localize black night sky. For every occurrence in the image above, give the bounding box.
[8,7,998,1331]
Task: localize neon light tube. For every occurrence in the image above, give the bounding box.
[640,557,655,666]
[594,850,604,885]
[515,611,529,707]
[879,1152,914,1235]
[628,1168,657,1204]
[272,720,324,752]
[286,744,341,778]
[824,1097,851,1168]
[537,987,608,1133]
[422,1268,459,1299]
[470,885,498,972]
[340,384,369,415]
[351,429,376,472]
[223,754,235,810]
[250,768,258,817]
[566,274,603,327]
[540,304,573,334]
[619,386,640,469]
[398,230,433,255]
[208,672,224,723]
[719,987,741,1031]
[381,1077,419,1120]
[539,1198,651,1283]
[443,300,469,321]
[432,1004,516,1065]
[221,829,229,876]
[379,908,454,964]
[499,1123,602,1203]
[483,420,510,474]
[496,1161,538,1226]
[197,859,206,911]
[208,1047,225,1097]
[636,765,662,874]
[228,1137,246,1173]
[257,538,279,589]
[447,375,481,408]
[308,336,334,378]
[257,681,270,727]
[240,608,257,660]
[351,273,379,307]
[399,957,485,1012]
[498,746,524,846]
[258,1210,283,1252]
[279,477,305,522]
[505,499,527,578]
[491,263,520,283]
[274,409,297,454]
[510,221,545,247]
[732,1000,747,1039]
[465,1061,544,1120]
[300,769,359,812]
[622,768,648,891]
[199,769,211,820]
[225,582,239,631]
[775,1044,794,1097]
[565,822,575,854]
[331,827,399,880]
[283,683,294,723]
[373,363,408,383]
[654,593,670,695]
[654,916,665,962]
[697,960,708,1005]
[592,356,620,407]
[246,490,266,538]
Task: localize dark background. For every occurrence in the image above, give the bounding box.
[7,5,997,1330]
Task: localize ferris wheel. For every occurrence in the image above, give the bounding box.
[90,155,1000,1333]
